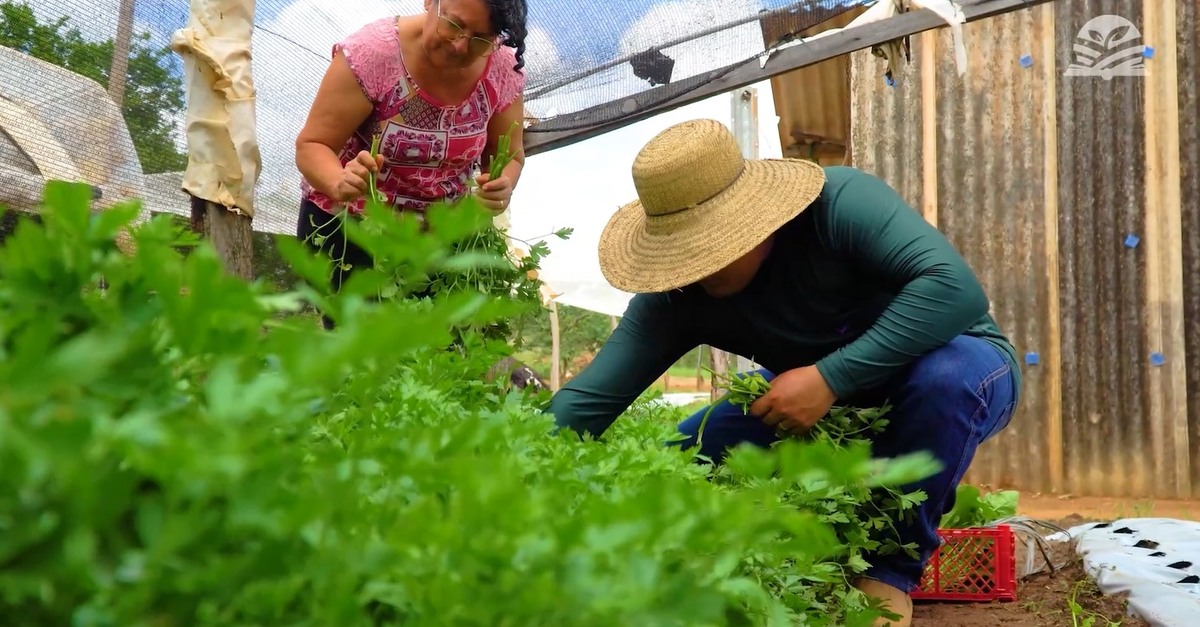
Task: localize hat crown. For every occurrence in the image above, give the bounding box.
[630,119,745,218]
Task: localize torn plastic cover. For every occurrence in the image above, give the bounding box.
[1050,518,1200,627]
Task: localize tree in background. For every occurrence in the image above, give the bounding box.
[517,304,713,387]
[516,304,615,378]
[0,1,187,174]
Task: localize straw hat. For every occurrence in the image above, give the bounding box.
[598,119,827,293]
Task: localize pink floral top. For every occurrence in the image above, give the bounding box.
[301,17,526,216]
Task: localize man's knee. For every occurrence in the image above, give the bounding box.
[897,336,1012,414]
[904,338,979,395]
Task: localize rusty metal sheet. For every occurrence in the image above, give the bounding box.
[771,57,853,164]
[764,8,863,165]
[1178,0,1200,497]
[849,46,926,210]
[927,8,1055,494]
[1054,0,1152,497]
[844,0,1200,497]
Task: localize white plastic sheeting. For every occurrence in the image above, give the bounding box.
[653,392,710,408]
[170,0,262,216]
[509,82,784,319]
[0,46,147,215]
[1052,518,1200,627]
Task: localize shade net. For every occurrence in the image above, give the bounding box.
[1,0,868,235]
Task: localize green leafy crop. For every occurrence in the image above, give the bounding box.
[0,183,938,626]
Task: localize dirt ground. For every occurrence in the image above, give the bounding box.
[646,380,1196,625]
[1017,494,1200,522]
[657,376,711,392]
[912,535,1146,626]
[909,502,1199,626]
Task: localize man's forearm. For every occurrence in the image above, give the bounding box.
[545,385,623,440]
[542,294,693,440]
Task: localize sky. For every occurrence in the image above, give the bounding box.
[24,0,847,316]
[506,84,785,317]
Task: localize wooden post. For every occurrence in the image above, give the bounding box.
[1142,0,1190,498]
[549,300,561,390]
[920,29,938,226]
[727,87,762,378]
[709,348,730,402]
[1038,3,1064,495]
[189,196,253,280]
[107,0,136,105]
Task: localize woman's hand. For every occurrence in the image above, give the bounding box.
[331,150,384,203]
[474,172,515,215]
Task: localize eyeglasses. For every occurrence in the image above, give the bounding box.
[434,3,501,57]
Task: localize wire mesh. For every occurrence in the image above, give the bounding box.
[2,0,868,235]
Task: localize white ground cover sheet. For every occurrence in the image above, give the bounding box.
[1048,518,1200,626]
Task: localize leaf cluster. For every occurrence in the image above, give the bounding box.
[0,184,939,626]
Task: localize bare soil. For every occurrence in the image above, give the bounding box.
[912,517,1150,626]
[1017,494,1200,522]
[914,546,1144,626]
[596,369,1200,626]
[655,376,711,393]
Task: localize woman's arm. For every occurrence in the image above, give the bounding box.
[475,94,525,211]
[487,94,525,182]
[295,50,375,202]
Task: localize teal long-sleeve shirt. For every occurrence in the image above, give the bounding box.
[548,166,1020,438]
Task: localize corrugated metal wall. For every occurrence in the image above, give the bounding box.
[1055,0,1151,498]
[843,0,1196,497]
[848,43,925,211]
[1180,0,1200,497]
[947,6,1058,494]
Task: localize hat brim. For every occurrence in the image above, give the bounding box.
[598,158,826,294]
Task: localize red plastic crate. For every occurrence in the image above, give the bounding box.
[911,525,1017,602]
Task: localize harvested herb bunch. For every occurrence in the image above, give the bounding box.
[441,122,524,297]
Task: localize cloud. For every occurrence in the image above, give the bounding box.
[524,0,765,121]
[521,26,562,82]
[619,0,764,79]
[246,0,422,232]
[27,0,182,44]
[508,1,783,316]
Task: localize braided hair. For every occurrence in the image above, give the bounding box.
[487,0,528,71]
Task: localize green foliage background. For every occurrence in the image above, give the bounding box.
[0,183,948,626]
[0,1,187,174]
[0,13,1020,620]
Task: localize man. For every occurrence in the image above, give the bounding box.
[546,119,1020,626]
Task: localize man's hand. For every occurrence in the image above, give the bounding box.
[749,365,837,436]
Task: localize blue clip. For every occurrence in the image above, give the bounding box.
[885,74,896,87]
[1143,46,1155,59]
[1025,352,1040,365]
[1150,352,1165,366]
[1019,54,1034,68]
[1124,234,1140,248]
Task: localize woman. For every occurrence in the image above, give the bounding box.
[294,0,528,327]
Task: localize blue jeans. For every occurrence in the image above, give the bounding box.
[673,335,1018,593]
